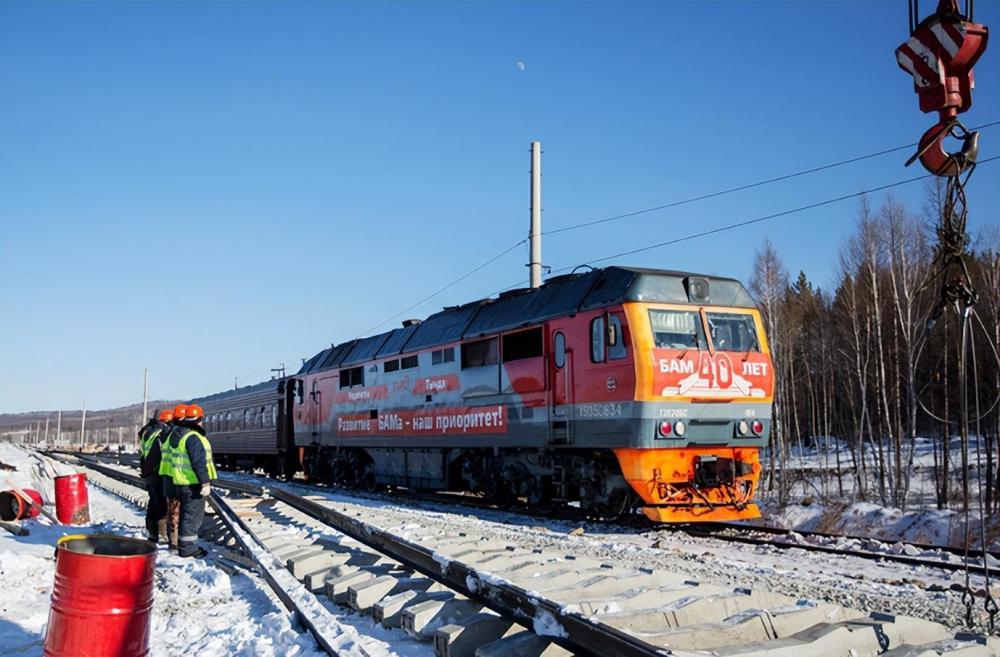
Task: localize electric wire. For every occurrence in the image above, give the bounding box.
[493,155,1000,295]
[542,120,1000,237]
[359,239,527,336]
[362,126,999,339]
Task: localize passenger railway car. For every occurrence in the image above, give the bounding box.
[193,379,298,479]
[289,266,774,522]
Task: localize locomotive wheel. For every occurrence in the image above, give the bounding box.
[587,489,635,522]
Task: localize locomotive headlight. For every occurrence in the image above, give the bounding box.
[751,420,764,435]
[737,420,750,436]
[673,420,686,437]
[658,420,673,437]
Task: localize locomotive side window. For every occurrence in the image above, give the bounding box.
[295,380,304,405]
[590,317,605,363]
[706,312,760,352]
[553,332,566,368]
[608,315,627,360]
[461,337,498,368]
[339,366,365,388]
[431,347,455,365]
[384,359,400,373]
[400,354,419,370]
[502,327,543,362]
[649,310,707,349]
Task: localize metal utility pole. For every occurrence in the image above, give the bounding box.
[56,411,62,447]
[44,417,49,445]
[118,426,123,452]
[142,368,148,425]
[80,397,87,451]
[529,141,543,289]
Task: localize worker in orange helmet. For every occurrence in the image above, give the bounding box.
[166,403,217,558]
[138,408,174,543]
[158,404,188,549]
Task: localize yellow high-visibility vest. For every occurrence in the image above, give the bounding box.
[170,430,218,485]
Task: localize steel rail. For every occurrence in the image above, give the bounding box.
[59,453,667,657]
[213,477,667,657]
[63,453,998,584]
[702,521,1000,562]
[41,453,351,657]
[206,492,364,657]
[680,526,998,580]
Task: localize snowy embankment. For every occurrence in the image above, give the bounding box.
[760,437,1000,551]
[761,498,1000,551]
[0,444,324,657]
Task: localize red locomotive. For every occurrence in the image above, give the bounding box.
[196,266,773,522]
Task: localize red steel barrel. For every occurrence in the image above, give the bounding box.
[0,488,43,520]
[44,534,157,657]
[54,473,90,525]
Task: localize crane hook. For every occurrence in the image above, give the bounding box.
[906,119,980,176]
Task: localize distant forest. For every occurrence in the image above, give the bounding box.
[750,179,999,518]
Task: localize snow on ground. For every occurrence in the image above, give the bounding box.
[759,437,1000,551]
[219,471,999,633]
[0,444,326,657]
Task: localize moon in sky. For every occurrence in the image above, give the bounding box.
[516,61,526,71]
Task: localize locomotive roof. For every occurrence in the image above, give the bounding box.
[298,266,755,374]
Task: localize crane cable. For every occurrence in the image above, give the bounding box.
[967,310,999,633]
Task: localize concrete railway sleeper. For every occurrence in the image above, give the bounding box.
[76,450,1000,576]
[44,452,1000,657]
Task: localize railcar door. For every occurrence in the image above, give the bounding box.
[550,329,574,444]
[276,379,295,450]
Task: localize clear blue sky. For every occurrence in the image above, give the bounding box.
[2,1,999,413]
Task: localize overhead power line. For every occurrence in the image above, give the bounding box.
[363,124,1000,336]
[549,154,1000,275]
[360,239,528,336]
[543,119,1000,237]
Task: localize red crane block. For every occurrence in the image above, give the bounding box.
[896,1,989,118]
[896,0,988,175]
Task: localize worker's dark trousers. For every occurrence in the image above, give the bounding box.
[176,484,206,558]
[143,475,167,541]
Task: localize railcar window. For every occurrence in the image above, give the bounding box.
[339,366,364,388]
[706,313,760,352]
[243,409,250,429]
[225,412,231,431]
[461,337,498,368]
[608,315,627,360]
[384,359,400,373]
[591,317,605,363]
[502,327,543,362]
[400,354,419,370]
[271,405,277,427]
[649,310,707,350]
[553,332,566,368]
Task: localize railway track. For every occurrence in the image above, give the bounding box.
[73,450,1000,583]
[42,451,1000,655]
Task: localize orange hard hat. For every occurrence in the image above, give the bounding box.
[173,404,189,419]
[185,404,204,420]
[158,409,174,422]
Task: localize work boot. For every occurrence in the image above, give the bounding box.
[179,544,207,559]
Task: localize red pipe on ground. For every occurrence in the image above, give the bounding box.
[54,473,90,525]
[0,488,43,521]
[43,534,157,657]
